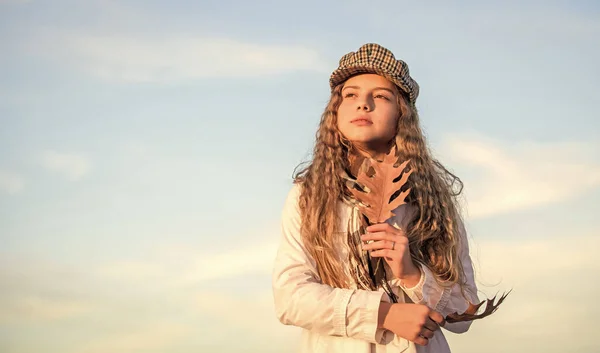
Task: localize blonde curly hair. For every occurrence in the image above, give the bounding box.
[293,81,467,293]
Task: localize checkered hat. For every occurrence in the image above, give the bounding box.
[329,43,419,104]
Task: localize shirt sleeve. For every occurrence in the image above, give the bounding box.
[272,184,390,344]
[390,218,480,334]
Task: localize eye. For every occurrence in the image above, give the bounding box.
[343,92,357,98]
[374,94,390,100]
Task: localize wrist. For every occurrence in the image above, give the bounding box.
[377,301,393,330]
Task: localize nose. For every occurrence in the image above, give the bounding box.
[356,99,372,111]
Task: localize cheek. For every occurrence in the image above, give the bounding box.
[336,105,355,133]
[335,113,349,136]
[336,104,352,123]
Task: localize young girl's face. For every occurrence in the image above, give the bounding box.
[337,74,400,154]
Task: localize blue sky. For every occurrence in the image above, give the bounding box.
[1,1,599,352]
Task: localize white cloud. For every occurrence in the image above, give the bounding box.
[472,232,600,282]
[95,261,167,282]
[176,241,278,285]
[0,296,93,324]
[0,170,24,194]
[75,322,192,353]
[0,240,291,352]
[92,221,282,287]
[438,133,600,219]
[93,240,279,288]
[193,290,292,334]
[33,32,328,83]
[468,231,600,295]
[39,150,91,181]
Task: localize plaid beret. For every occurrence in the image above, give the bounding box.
[329,43,419,104]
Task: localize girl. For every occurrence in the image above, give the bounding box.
[272,43,480,353]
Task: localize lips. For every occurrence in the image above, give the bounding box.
[350,115,373,125]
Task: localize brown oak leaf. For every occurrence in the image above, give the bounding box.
[445,290,511,323]
[349,150,413,224]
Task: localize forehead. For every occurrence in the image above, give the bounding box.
[342,73,395,90]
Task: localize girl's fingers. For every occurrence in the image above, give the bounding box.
[362,239,398,251]
[363,240,393,250]
[366,223,401,233]
[369,249,401,259]
[362,233,409,252]
[428,311,444,326]
[424,317,440,332]
[361,231,405,242]
[420,327,435,339]
[413,336,428,346]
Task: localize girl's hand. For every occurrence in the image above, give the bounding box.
[361,223,420,281]
[379,302,445,346]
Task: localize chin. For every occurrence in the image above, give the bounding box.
[340,127,393,147]
[343,131,376,142]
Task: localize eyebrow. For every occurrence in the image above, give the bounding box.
[342,85,396,94]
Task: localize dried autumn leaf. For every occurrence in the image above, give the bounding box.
[349,150,413,224]
[445,290,511,323]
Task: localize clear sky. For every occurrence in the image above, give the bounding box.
[1,0,599,352]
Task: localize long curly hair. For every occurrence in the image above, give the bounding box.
[293,80,468,291]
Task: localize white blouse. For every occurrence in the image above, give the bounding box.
[272,183,480,353]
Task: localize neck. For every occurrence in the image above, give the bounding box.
[353,140,393,161]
